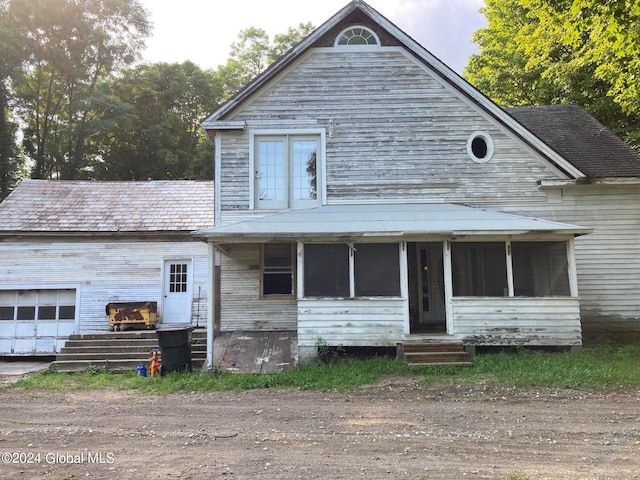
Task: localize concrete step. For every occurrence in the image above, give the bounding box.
[61,338,207,350]
[50,358,205,373]
[51,328,208,372]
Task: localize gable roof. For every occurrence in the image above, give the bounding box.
[202,0,585,179]
[196,203,590,242]
[506,104,640,178]
[0,180,215,235]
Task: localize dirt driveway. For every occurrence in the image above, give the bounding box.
[1,379,639,480]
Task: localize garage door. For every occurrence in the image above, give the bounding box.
[0,289,77,355]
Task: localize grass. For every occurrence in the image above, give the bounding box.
[7,341,640,393]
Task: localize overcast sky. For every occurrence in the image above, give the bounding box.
[139,0,486,74]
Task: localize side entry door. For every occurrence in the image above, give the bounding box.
[162,259,192,324]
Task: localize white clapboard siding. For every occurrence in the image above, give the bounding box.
[490,185,640,327]
[219,48,558,211]
[297,298,406,347]
[219,244,297,331]
[452,297,582,345]
[0,239,209,334]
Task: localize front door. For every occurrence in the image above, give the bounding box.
[412,243,446,333]
[163,259,192,324]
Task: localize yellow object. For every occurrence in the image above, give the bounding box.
[148,349,161,377]
[106,302,157,331]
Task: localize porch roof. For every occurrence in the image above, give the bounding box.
[195,203,591,242]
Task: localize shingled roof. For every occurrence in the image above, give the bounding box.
[506,104,640,177]
[0,180,215,234]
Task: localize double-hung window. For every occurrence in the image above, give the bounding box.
[261,243,295,297]
[254,134,321,209]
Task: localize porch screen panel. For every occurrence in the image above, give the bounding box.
[452,242,507,296]
[304,244,350,297]
[512,241,570,296]
[354,243,400,296]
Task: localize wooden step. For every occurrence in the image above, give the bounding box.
[402,342,465,353]
[400,341,473,367]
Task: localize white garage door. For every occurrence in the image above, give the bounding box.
[0,289,77,355]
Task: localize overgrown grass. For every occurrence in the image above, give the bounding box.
[8,342,640,393]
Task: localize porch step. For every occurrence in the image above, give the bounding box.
[401,341,473,366]
[50,328,207,373]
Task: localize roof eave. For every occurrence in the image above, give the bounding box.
[202,1,586,179]
[202,1,360,125]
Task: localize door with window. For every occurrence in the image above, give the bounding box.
[255,135,320,209]
[414,243,446,332]
[163,260,192,324]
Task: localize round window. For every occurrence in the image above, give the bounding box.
[466,131,494,163]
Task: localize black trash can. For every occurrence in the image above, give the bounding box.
[156,324,193,373]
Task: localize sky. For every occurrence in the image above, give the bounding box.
[138,0,487,75]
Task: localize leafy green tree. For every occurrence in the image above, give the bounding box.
[464,0,640,148]
[562,0,640,115]
[270,22,316,63]
[0,0,25,200]
[217,22,315,98]
[7,0,150,180]
[93,61,224,180]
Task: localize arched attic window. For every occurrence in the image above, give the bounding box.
[334,26,380,46]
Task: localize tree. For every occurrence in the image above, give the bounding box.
[217,22,315,98]
[93,61,224,180]
[7,0,150,180]
[562,1,640,116]
[0,0,25,200]
[464,0,640,148]
[270,22,316,63]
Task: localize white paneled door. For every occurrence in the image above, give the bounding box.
[162,260,192,324]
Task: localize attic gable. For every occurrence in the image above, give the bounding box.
[202,1,585,180]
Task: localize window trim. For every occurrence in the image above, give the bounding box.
[466,131,494,163]
[334,25,381,47]
[260,243,296,299]
[249,129,326,210]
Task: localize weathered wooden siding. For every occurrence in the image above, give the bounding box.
[220,244,297,331]
[212,45,640,343]
[219,47,562,213]
[491,185,640,331]
[0,239,208,336]
[297,298,406,347]
[452,297,582,346]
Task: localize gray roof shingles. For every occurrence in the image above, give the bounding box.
[506,104,640,177]
[0,180,215,233]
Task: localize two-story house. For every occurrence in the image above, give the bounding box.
[197,0,640,364]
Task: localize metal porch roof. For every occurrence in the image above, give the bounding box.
[195,203,590,241]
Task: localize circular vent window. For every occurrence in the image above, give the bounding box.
[467,131,494,163]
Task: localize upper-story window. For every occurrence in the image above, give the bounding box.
[253,133,321,209]
[334,26,380,46]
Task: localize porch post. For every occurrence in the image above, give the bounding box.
[567,237,579,297]
[399,241,410,335]
[443,240,454,335]
[206,241,215,370]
